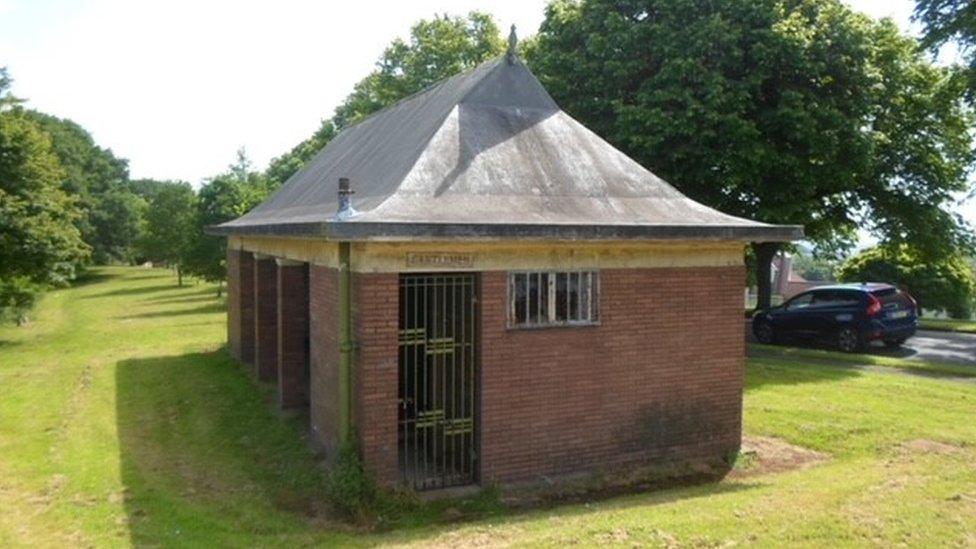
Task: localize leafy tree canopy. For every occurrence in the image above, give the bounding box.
[526,0,975,307]
[838,244,976,318]
[19,109,142,263]
[0,106,88,322]
[185,149,271,290]
[915,0,976,101]
[266,12,506,185]
[791,251,839,282]
[138,181,197,286]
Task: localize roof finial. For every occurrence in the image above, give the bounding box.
[506,24,517,65]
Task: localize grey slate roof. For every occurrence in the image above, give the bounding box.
[213,56,802,242]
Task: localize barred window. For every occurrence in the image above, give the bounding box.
[508,271,599,327]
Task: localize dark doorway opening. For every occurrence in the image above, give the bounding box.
[398,273,479,490]
[301,264,311,407]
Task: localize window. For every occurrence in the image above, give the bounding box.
[785,292,814,311]
[508,271,599,327]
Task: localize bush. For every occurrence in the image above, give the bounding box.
[325,443,377,522]
[838,245,976,318]
[0,277,42,325]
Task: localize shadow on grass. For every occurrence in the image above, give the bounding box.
[73,269,119,287]
[84,284,186,299]
[115,349,762,544]
[140,294,221,306]
[141,288,220,304]
[115,350,339,545]
[745,353,861,391]
[117,302,226,320]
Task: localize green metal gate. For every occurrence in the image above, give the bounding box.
[398,273,478,490]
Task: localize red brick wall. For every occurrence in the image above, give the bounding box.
[478,266,745,484]
[307,264,744,488]
[226,249,255,363]
[352,272,399,486]
[254,257,278,382]
[309,266,340,455]
[277,263,309,409]
[307,268,398,484]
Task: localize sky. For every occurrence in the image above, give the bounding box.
[0,0,972,226]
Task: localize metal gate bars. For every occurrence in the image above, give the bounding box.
[398,273,478,490]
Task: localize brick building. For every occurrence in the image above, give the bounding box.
[212,44,800,491]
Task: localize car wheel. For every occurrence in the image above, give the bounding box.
[755,322,776,344]
[837,328,863,353]
[884,338,906,349]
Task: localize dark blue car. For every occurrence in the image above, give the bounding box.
[752,283,918,352]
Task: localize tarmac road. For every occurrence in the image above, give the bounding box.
[746,323,976,367]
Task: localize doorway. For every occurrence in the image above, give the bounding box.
[397,273,479,490]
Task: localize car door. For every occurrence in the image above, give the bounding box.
[777,292,815,336]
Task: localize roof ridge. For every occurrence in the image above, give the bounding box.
[336,56,503,138]
[265,57,505,202]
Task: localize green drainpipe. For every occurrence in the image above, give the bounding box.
[338,241,353,445]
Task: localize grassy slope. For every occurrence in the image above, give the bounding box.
[919,317,976,334]
[0,267,974,547]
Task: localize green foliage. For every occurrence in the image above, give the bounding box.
[791,252,838,281]
[0,105,89,322]
[266,12,505,185]
[185,150,271,288]
[859,19,976,257]
[324,443,377,522]
[4,267,976,545]
[914,0,976,101]
[138,182,197,285]
[0,67,22,110]
[0,276,41,325]
[127,178,181,202]
[18,109,144,264]
[837,245,976,318]
[526,0,975,307]
[89,188,147,264]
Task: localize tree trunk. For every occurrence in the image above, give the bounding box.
[216,280,223,298]
[177,265,183,287]
[753,242,780,310]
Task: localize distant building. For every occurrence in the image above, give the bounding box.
[211,42,800,491]
[773,253,834,299]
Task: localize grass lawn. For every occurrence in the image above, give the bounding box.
[919,317,976,334]
[1,267,975,546]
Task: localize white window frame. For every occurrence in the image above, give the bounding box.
[507,270,600,328]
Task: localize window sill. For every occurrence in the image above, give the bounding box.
[505,321,602,331]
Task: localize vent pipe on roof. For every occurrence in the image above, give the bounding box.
[506,25,517,65]
[336,177,356,219]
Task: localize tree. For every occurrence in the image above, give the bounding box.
[19,110,140,264]
[89,188,147,263]
[128,178,182,202]
[914,0,976,101]
[139,182,197,286]
[266,12,505,185]
[0,107,88,323]
[838,245,976,318]
[791,252,838,281]
[527,0,974,309]
[185,149,270,294]
[858,19,976,259]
